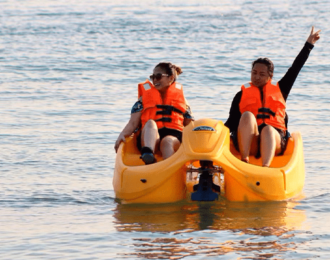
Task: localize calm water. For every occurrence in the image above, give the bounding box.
[1,0,330,259]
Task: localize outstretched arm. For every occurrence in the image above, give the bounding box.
[114,111,141,152]
[278,26,321,99]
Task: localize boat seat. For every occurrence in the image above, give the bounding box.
[122,135,164,166]
[229,137,295,168]
[122,135,295,168]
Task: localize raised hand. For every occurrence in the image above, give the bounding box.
[307,26,321,45]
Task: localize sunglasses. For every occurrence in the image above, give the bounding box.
[149,73,169,81]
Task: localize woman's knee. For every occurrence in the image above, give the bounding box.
[143,119,157,129]
[238,111,258,133]
[260,125,276,138]
[240,111,256,122]
[239,112,257,127]
[260,125,281,149]
[141,120,160,148]
[160,136,180,151]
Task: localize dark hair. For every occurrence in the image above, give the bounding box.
[252,58,274,78]
[154,62,182,82]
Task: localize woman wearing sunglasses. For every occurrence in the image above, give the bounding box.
[224,26,320,167]
[114,62,194,164]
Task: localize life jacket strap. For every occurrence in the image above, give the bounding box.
[257,114,270,119]
[156,104,184,115]
[155,117,172,123]
[156,110,172,115]
[258,107,276,117]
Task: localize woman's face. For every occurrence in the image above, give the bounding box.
[251,63,271,88]
[151,67,174,91]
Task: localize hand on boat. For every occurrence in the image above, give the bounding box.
[114,134,126,153]
[307,26,321,45]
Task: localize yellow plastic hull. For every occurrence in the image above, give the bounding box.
[113,119,305,204]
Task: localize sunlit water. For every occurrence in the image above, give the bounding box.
[1,0,330,259]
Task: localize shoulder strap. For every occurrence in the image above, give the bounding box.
[241,82,252,91]
[138,79,154,98]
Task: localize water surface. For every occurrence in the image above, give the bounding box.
[1,0,330,259]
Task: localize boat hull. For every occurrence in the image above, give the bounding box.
[113,119,305,204]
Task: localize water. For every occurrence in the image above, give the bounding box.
[1,0,329,259]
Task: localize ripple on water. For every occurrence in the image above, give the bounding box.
[1,0,330,259]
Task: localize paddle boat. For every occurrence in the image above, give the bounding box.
[113,118,305,204]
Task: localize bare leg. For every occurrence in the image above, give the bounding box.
[237,112,259,162]
[260,125,282,167]
[141,120,160,152]
[160,136,181,160]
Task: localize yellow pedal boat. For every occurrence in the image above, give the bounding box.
[113,118,305,204]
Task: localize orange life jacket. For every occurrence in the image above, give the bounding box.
[138,80,186,131]
[239,80,287,131]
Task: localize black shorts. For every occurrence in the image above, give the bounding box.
[137,128,182,151]
[231,124,290,158]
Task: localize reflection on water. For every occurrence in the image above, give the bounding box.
[114,200,306,259]
[128,236,297,259]
[114,200,305,232]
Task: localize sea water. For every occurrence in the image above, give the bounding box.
[1,0,330,259]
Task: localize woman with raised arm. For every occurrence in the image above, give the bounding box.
[114,62,194,164]
[225,26,321,167]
